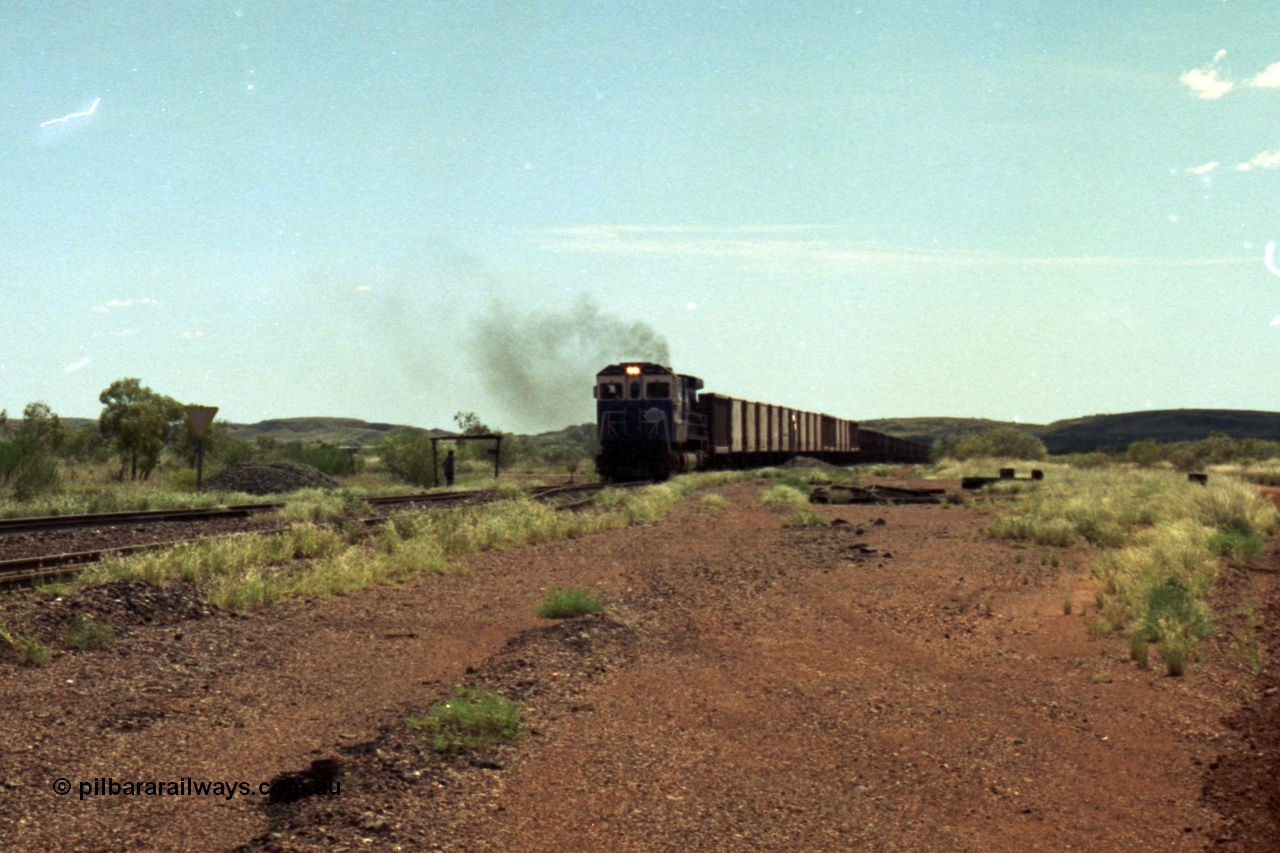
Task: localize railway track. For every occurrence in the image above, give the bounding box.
[0,481,644,588]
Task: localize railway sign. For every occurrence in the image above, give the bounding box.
[183,405,219,490]
[184,405,218,439]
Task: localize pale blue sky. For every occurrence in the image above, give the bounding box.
[3,2,1280,431]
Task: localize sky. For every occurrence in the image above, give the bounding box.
[4,1,1280,433]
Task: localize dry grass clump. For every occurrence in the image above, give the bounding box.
[66,475,734,613]
[0,624,52,667]
[983,466,1278,676]
[699,493,731,512]
[272,488,370,524]
[985,467,1167,547]
[760,483,809,512]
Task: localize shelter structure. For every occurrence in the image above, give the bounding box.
[429,433,503,486]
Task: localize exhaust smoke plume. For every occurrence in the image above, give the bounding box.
[470,297,670,430]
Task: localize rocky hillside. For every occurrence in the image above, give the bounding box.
[863,409,1280,454]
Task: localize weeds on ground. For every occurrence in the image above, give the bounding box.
[273,488,370,524]
[1207,529,1266,562]
[760,483,809,512]
[699,493,731,512]
[405,686,523,754]
[69,474,737,612]
[758,466,861,486]
[1232,597,1267,675]
[785,511,828,528]
[1117,576,1215,677]
[979,465,1278,676]
[495,481,531,500]
[0,624,51,667]
[61,614,116,651]
[0,483,258,520]
[536,587,607,618]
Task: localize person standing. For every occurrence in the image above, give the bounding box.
[443,449,456,487]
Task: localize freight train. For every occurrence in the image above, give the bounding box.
[594,362,930,481]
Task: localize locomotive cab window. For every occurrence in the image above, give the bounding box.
[598,382,623,400]
[645,381,671,399]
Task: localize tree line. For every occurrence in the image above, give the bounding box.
[1,384,600,499]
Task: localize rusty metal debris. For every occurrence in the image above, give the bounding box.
[809,485,946,505]
[961,469,1045,490]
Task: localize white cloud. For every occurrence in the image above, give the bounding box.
[1180,50,1233,100]
[64,356,91,373]
[1182,51,1280,97]
[180,330,206,340]
[355,285,372,292]
[1246,61,1280,89]
[525,224,1251,271]
[1236,149,1280,171]
[93,297,158,314]
[114,329,138,337]
[1186,161,1219,175]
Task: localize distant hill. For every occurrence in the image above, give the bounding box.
[219,417,440,446]
[859,417,1041,447]
[864,409,1280,455]
[52,410,1280,456]
[1036,409,1280,454]
[54,415,591,448]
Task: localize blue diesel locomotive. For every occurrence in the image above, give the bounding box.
[593,362,928,481]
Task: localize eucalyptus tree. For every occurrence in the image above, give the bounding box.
[98,378,184,480]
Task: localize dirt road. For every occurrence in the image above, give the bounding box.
[0,481,1275,851]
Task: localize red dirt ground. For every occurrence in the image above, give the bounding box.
[0,480,1277,851]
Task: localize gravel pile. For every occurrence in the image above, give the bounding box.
[23,579,221,637]
[201,462,340,496]
[779,455,851,473]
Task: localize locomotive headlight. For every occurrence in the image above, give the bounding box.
[625,365,641,376]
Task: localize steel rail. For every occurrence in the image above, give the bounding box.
[0,481,652,588]
[0,483,644,537]
[0,503,283,535]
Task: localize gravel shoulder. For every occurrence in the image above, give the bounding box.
[0,481,1275,851]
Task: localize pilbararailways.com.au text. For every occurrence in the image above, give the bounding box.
[53,776,341,801]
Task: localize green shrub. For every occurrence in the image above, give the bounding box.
[406,686,523,754]
[777,474,813,492]
[279,441,360,476]
[937,427,1048,461]
[536,587,607,618]
[1126,578,1214,673]
[1127,439,1163,467]
[379,430,436,487]
[1208,529,1266,562]
[0,438,61,499]
[62,614,116,651]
